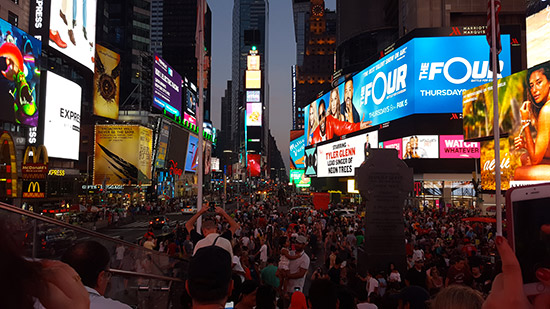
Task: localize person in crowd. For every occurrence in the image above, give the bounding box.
[427,266,444,295]
[445,256,473,287]
[406,259,428,290]
[186,246,234,309]
[235,280,258,309]
[61,240,132,309]
[260,257,280,289]
[285,235,311,295]
[256,285,278,309]
[359,270,379,296]
[186,205,240,256]
[288,290,308,309]
[308,279,339,309]
[431,285,484,309]
[143,235,156,250]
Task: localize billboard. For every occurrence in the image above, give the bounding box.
[382,138,403,159]
[154,121,171,169]
[246,70,261,89]
[290,130,305,169]
[304,35,512,146]
[290,169,311,188]
[480,138,520,191]
[185,134,198,172]
[185,88,197,118]
[464,61,550,185]
[94,125,153,185]
[165,126,188,172]
[527,1,550,67]
[43,72,82,160]
[305,146,317,177]
[247,154,261,177]
[439,135,480,159]
[247,55,260,70]
[402,135,438,159]
[49,0,97,71]
[317,131,378,178]
[0,19,42,126]
[246,103,262,126]
[247,90,261,102]
[211,157,220,172]
[93,44,120,119]
[153,54,182,116]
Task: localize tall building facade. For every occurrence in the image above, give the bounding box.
[1,0,30,31]
[231,0,269,178]
[292,0,336,130]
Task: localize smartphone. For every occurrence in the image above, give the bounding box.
[225,301,234,309]
[507,184,550,296]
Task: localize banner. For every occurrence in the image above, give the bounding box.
[317,131,378,178]
[402,135,438,159]
[0,19,42,126]
[382,139,403,159]
[93,44,120,119]
[290,130,305,169]
[305,35,512,146]
[246,103,262,126]
[154,121,171,169]
[153,54,182,116]
[185,134,198,172]
[247,154,261,177]
[439,135,480,159]
[290,169,311,188]
[480,138,520,190]
[463,60,550,184]
[93,125,153,185]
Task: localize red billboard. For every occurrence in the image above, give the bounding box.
[247,154,261,177]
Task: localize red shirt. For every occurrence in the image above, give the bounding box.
[311,115,361,144]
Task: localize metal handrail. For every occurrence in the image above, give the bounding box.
[0,202,186,262]
[109,268,184,283]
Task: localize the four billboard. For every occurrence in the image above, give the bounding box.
[304,35,512,147]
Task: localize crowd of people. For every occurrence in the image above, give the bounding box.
[3,195,550,308]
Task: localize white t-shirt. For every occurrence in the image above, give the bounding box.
[287,251,310,293]
[259,244,268,262]
[241,236,251,248]
[366,277,379,295]
[193,233,234,258]
[232,255,245,283]
[357,302,378,309]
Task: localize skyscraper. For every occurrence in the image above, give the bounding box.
[231,0,269,178]
[291,0,336,130]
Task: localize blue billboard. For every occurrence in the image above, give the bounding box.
[290,133,305,169]
[304,35,512,146]
[185,134,199,172]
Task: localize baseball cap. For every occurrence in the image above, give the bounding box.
[296,235,308,244]
[187,246,232,300]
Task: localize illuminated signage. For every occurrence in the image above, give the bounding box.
[290,169,311,188]
[290,130,305,169]
[48,169,65,176]
[304,35,512,147]
[247,90,261,103]
[246,71,261,89]
[246,103,262,127]
[480,138,518,191]
[527,3,550,67]
[22,180,45,198]
[168,160,183,178]
[402,136,438,159]
[22,145,49,179]
[0,132,18,198]
[247,55,260,70]
[347,179,359,193]
[316,131,378,178]
[153,54,182,116]
[211,157,220,172]
[382,138,403,159]
[439,135,480,159]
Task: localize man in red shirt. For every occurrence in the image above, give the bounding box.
[311,100,372,145]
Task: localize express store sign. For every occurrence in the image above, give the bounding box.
[316,131,378,178]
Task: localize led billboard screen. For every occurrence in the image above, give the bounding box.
[154,121,171,169]
[382,139,403,159]
[304,35,512,146]
[211,157,220,172]
[247,55,260,70]
[185,88,197,117]
[464,60,550,184]
[246,103,262,126]
[480,138,519,191]
[247,154,261,177]
[290,169,311,188]
[94,125,153,185]
[246,70,261,89]
[185,134,198,172]
[49,0,97,71]
[165,125,189,171]
[439,135,480,159]
[43,72,82,160]
[153,54,182,116]
[402,135,438,159]
[247,90,261,102]
[316,131,378,178]
[527,1,550,67]
[93,44,120,119]
[0,19,42,126]
[290,130,305,169]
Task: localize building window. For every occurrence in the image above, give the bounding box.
[8,11,18,27]
[12,0,19,4]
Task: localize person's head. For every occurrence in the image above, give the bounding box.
[452,257,466,270]
[414,259,424,270]
[431,285,483,309]
[471,265,481,276]
[201,219,217,236]
[186,246,233,306]
[528,65,550,107]
[61,241,111,295]
[412,136,419,148]
[329,88,340,117]
[256,285,277,309]
[308,103,319,130]
[406,141,412,154]
[289,290,307,309]
[308,279,338,309]
[318,100,327,135]
[295,235,307,252]
[344,79,353,110]
[238,280,258,308]
[334,257,343,268]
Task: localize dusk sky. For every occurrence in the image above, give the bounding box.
[209,0,336,174]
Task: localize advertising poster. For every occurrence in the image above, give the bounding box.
[204,143,212,175]
[290,169,311,188]
[185,134,198,172]
[316,131,378,178]
[185,88,197,118]
[480,138,520,191]
[153,54,182,116]
[247,90,261,102]
[463,61,550,183]
[246,103,262,126]
[0,19,42,126]
[382,139,403,159]
[93,44,120,119]
[305,146,317,177]
[527,1,550,67]
[439,135,480,159]
[211,157,220,172]
[402,135,438,159]
[49,0,97,71]
[94,125,153,185]
[246,70,261,89]
[154,122,171,169]
[165,126,188,171]
[43,72,82,160]
[247,154,261,177]
[290,130,305,169]
[304,35,512,146]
